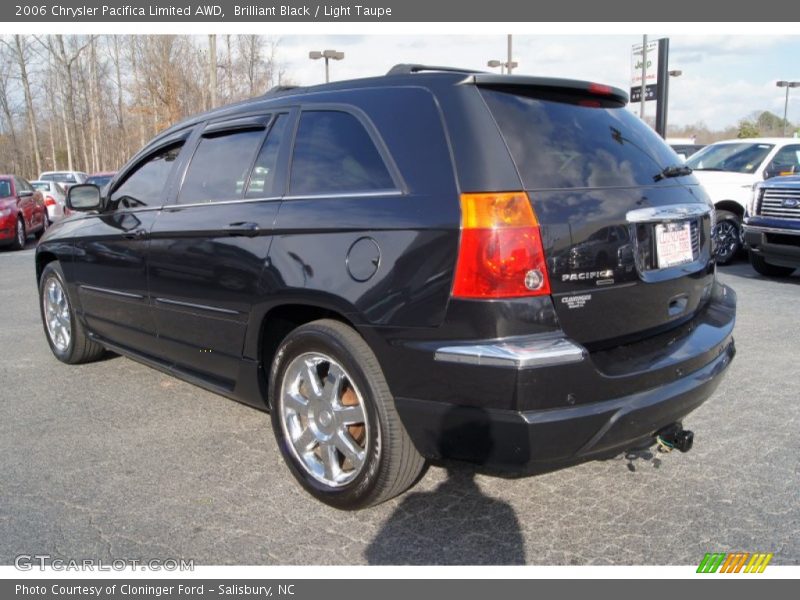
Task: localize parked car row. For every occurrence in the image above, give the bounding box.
[0,175,48,250]
[0,170,116,251]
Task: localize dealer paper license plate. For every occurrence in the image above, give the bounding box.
[655,221,694,268]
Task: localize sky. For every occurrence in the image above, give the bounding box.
[273,34,800,132]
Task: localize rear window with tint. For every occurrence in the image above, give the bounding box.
[290,111,395,195]
[480,87,681,189]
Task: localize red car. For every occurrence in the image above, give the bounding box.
[0,175,48,250]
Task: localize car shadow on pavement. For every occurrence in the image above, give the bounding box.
[718,261,800,285]
[365,408,526,565]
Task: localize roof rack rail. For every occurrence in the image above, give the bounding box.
[264,85,300,95]
[386,64,484,76]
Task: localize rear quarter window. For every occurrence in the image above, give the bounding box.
[290,110,395,196]
[480,87,680,189]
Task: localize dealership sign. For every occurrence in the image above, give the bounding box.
[630,40,660,102]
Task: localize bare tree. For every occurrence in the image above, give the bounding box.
[0,34,292,176]
[208,34,217,108]
[9,36,43,175]
[0,43,22,174]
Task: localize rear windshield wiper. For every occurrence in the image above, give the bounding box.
[654,165,693,181]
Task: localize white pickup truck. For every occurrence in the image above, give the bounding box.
[686,137,800,264]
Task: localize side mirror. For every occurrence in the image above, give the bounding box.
[67,184,103,212]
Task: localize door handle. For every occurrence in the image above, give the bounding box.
[226,222,260,237]
[123,228,148,240]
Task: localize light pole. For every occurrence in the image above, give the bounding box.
[639,35,648,119]
[507,34,514,74]
[661,69,682,137]
[487,58,518,74]
[487,59,504,74]
[309,49,344,83]
[776,80,800,137]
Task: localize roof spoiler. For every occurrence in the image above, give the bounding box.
[472,74,629,104]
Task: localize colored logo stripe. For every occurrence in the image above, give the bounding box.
[697,553,726,573]
[697,552,773,573]
[745,553,773,573]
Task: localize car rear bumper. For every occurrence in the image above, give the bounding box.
[391,282,736,471]
[744,224,800,269]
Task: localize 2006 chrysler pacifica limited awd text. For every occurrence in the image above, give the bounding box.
[36,65,736,509]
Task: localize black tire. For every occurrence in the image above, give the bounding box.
[269,319,425,509]
[749,251,795,278]
[39,261,106,364]
[10,217,26,251]
[713,210,742,265]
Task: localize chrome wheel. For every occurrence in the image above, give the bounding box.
[16,219,25,247]
[713,219,739,263]
[279,352,369,488]
[43,277,71,352]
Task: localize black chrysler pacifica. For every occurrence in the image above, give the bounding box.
[36,65,736,509]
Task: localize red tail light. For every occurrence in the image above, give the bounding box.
[452,192,551,299]
[44,195,56,207]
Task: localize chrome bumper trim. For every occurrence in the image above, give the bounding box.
[434,337,586,369]
[626,203,711,223]
[743,224,800,236]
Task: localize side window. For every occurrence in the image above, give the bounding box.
[179,128,264,204]
[111,144,184,210]
[766,145,800,178]
[290,110,395,196]
[245,114,288,199]
[0,180,11,198]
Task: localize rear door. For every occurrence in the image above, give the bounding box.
[479,85,714,345]
[147,112,292,385]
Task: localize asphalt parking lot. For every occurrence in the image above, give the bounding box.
[1,239,798,566]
